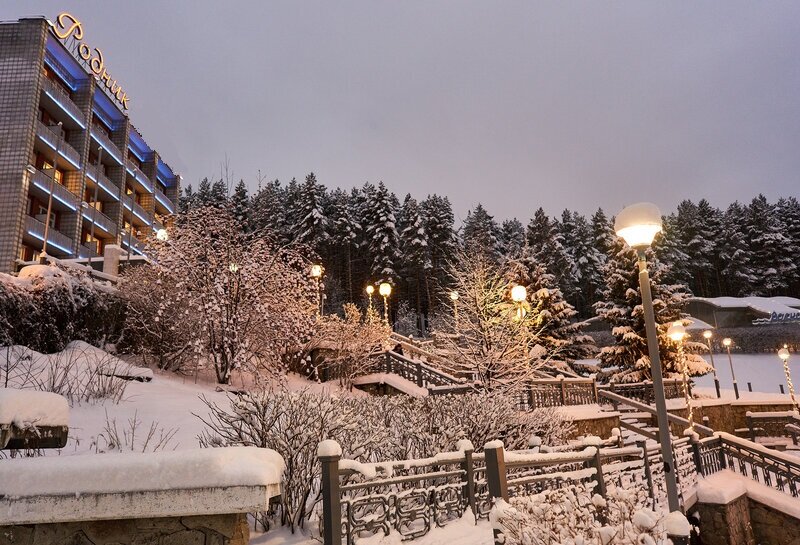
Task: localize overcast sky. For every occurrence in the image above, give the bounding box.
[7,1,800,222]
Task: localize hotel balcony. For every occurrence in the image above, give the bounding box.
[90,126,124,165]
[121,232,146,257]
[40,78,86,130]
[81,204,117,237]
[123,194,151,226]
[86,169,121,202]
[29,169,80,212]
[154,185,175,215]
[36,120,82,170]
[78,244,100,259]
[24,215,75,257]
[126,160,153,193]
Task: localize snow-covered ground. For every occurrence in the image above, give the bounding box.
[692,353,800,397]
[251,513,493,545]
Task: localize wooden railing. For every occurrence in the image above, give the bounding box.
[597,378,686,405]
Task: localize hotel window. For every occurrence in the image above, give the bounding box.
[42,65,72,98]
[37,158,64,184]
[18,245,35,262]
[83,232,100,253]
[34,204,57,229]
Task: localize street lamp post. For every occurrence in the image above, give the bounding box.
[379,282,392,325]
[511,284,527,321]
[668,321,694,430]
[778,346,797,411]
[41,121,64,263]
[366,284,375,314]
[702,330,722,398]
[722,337,739,399]
[449,290,459,329]
[615,202,680,512]
[311,264,324,318]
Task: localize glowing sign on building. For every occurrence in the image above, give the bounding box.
[50,12,130,111]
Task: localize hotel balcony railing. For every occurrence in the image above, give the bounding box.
[126,160,153,193]
[24,215,75,257]
[86,169,121,202]
[78,243,100,259]
[154,185,175,214]
[30,169,80,212]
[90,126,124,165]
[123,194,151,226]
[152,217,165,233]
[36,120,82,170]
[41,78,86,129]
[81,204,117,237]
[121,232,146,257]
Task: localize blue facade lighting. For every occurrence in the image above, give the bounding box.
[155,191,174,213]
[27,230,73,255]
[44,91,86,129]
[37,134,82,170]
[123,201,150,224]
[90,132,123,165]
[31,180,77,211]
[86,171,120,201]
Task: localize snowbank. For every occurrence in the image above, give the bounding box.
[0,446,284,497]
[0,388,69,427]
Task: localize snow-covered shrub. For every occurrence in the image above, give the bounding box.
[307,303,390,389]
[121,264,196,372]
[493,483,677,545]
[197,388,572,533]
[197,387,389,533]
[92,410,178,453]
[143,206,316,384]
[0,342,135,404]
[0,264,124,353]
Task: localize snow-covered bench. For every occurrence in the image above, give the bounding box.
[0,447,284,545]
[0,389,69,450]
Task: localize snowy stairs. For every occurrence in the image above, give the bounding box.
[617,409,662,446]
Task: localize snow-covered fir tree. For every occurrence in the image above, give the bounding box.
[718,201,756,296]
[594,235,709,382]
[230,179,249,230]
[420,194,457,298]
[462,203,499,260]
[498,218,525,261]
[745,194,797,295]
[249,178,284,234]
[366,182,400,283]
[398,194,430,326]
[293,172,328,251]
[506,253,596,366]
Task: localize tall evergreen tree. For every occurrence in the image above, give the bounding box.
[366,182,400,283]
[745,195,796,295]
[594,236,709,381]
[249,179,284,234]
[421,194,457,304]
[398,194,430,328]
[293,172,328,251]
[230,179,249,231]
[718,201,756,296]
[497,218,525,261]
[462,204,499,260]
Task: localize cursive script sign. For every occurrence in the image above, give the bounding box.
[50,12,130,111]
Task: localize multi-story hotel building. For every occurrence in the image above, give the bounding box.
[0,15,180,274]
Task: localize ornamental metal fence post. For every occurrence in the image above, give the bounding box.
[416,361,423,387]
[690,435,703,477]
[319,451,342,545]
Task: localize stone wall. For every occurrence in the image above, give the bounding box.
[694,495,800,545]
[667,400,794,436]
[694,495,754,545]
[749,499,800,545]
[0,513,248,545]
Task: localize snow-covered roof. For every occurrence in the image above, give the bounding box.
[685,317,714,331]
[690,296,800,316]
